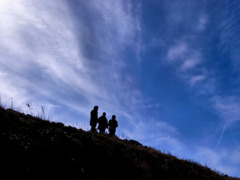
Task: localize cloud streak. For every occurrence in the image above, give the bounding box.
[191,146,240,176]
[164,3,212,94]
[217,1,240,72]
[212,96,240,146]
[163,0,240,155]
[0,0,145,131]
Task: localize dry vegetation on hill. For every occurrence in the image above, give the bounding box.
[0,106,239,180]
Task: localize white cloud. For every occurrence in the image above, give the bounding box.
[166,40,212,92]
[217,1,240,72]
[194,147,221,166]
[212,96,240,124]
[92,0,137,42]
[209,95,240,146]
[131,118,187,156]
[180,58,200,71]
[192,146,240,177]
[164,5,217,94]
[0,0,87,100]
[78,0,142,62]
[196,13,208,32]
[167,42,188,61]
[0,0,145,132]
[229,147,240,165]
[189,74,206,86]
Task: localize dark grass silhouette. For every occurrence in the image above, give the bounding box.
[0,106,239,180]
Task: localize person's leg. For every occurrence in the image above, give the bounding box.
[91,125,97,132]
[109,128,114,135]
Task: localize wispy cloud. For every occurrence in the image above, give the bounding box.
[139,119,186,155]
[196,13,208,32]
[229,146,240,165]
[163,1,240,154]
[212,96,240,124]
[180,58,201,71]
[188,74,206,87]
[162,1,216,95]
[217,1,240,72]
[192,146,240,176]
[166,39,212,94]
[167,42,188,62]
[211,96,240,145]
[0,0,145,132]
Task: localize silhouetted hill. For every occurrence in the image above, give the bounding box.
[0,106,239,180]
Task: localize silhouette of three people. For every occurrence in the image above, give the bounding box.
[90,106,118,135]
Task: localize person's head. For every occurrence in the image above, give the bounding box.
[112,115,116,119]
[94,106,98,111]
[102,112,106,116]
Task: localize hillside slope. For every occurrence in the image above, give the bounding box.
[0,107,239,180]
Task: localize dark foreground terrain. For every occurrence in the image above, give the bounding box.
[0,107,239,180]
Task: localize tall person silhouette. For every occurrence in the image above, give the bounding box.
[90,106,98,132]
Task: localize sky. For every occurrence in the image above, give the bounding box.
[0,0,240,177]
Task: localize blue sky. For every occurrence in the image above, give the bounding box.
[0,0,240,177]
